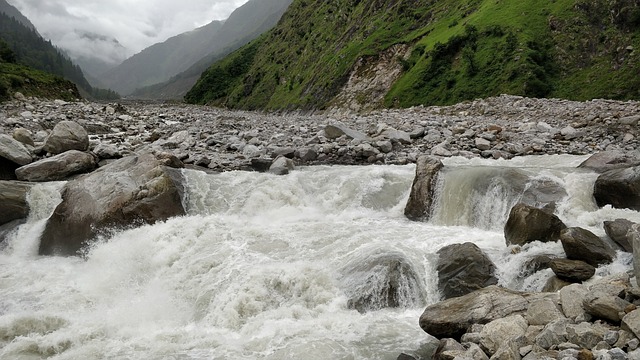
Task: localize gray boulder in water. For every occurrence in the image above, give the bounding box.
[593,166,640,211]
[15,150,97,182]
[436,242,498,299]
[0,180,34,226]
[404,155,443,221]
[603,218,637,252]
[38,152,186,256]
[579,151,640,173]
[504,203,566,246]
[43,120,89,155]
[341,252,424,313]
[559,227,615,267]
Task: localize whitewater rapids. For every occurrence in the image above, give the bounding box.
[0,155,636,359]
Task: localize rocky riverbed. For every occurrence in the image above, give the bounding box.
[2,93,640,360]
[1,93,639,175]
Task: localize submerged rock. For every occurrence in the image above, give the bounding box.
[342,252,424,313]
[436,242,497,299]
[404,155,443,221]
[38,152,186,256]
[504,203,566,246]
[579,151,640,173]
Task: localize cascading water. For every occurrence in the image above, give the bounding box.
[0,156,637,359]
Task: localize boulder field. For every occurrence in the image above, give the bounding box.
[2,93,640,359]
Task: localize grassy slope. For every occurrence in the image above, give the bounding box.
[0,62,80,101]
[186,0,640,110]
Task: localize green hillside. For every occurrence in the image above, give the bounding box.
[0,39,80,101]
[186,0,640,110]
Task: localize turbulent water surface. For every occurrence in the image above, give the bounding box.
[0,155,637,359]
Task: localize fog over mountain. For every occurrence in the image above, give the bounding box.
[5,0,249,69]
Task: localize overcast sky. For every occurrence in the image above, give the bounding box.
[7,0,248,64]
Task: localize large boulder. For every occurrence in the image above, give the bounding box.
[0,134,32,166]
[504,203,566,246]
[341,252,424,313]
[15,150,97,182]
[268,155,295,175]
[579,151,640,173]
[43,120,89,155]
[560,227,615,267]
[603,218,637,252]
[38,152,186,256]
[436,242,498,299]
[0,180,33,226]
[419,285,556,339]
[593,166,640,211]
[404,156,443,221]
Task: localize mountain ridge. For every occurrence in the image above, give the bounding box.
[185,0,640,111]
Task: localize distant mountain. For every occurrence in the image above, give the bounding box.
[0,10,118,100]
[128,0,293,99]
[0,0,36,32]
[186,0,640,111]
[70,31,128,83]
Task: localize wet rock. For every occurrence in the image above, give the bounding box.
[0,134,32,166]
[15,150,97,182]
[250,158,272,172]
[404,155,443,221]
[436,242,498,299]
[342,252,424,313]
[604,218,637,252]
[0,218,25,244]
[550,258,596,282]
[594,166,640,211]
[419,285,555,339]
[504,203,566,246]
[579,151,640,173]
[560,227,615,267]
[269,155,295,175]
[0,180,33,226]
[43,120,89,155]
[38,152,186,256]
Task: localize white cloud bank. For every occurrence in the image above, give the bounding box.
[7,0,248,64]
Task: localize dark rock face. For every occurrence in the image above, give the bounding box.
[15,150,97,182]
[43,120,89,155]
[604,218,637,252]
[419,285,555,339]
[0,156,19,180]
[549,258,596,282]
[579,151,640,173]
[560,227,616,267]
[404,155,443,221]
[593,166,640,211]
[436,242,498,299]
[0,180,33,226]
[504,203,566,246]
[38,152,186,256]
[342,252,424,313]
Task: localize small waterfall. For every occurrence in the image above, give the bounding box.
[4,182,65,257]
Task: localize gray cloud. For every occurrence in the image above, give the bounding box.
[7,0,248,65]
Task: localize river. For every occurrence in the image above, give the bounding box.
[0,155,636,359]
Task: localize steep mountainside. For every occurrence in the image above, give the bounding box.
[130,0,293,99]
[0,11,118,100]
[186,0,640,111]
[97,20,225,95]
[0,0,36,31]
